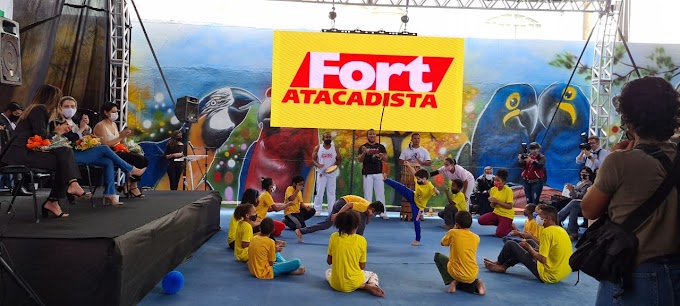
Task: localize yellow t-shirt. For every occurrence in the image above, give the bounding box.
[247,235,276,279]
[490,185,514,219]
[227,214,238,245]
[256,191,275,221]
[537,226,573,283]
[327,232,368,292]
[234,220,253,262]
[413,177,436,210]
[284,186,304,215]
[440,228,480,284]
[341,195,369,213]
[451,191,467,212]
[524,219,540,238]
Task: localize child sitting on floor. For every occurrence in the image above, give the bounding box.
[439,179,466,229]
[503,204,539,244]
[248,217,306,279]
[434,211,486,295]
[234,203,257,262]
[228,189,261,249]
[326,210,385,297]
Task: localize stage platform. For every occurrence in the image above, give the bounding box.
[0,190,221,306]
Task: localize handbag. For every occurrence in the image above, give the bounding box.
[569,145,679,292]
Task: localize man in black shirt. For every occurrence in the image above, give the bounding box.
[358,129,389,219]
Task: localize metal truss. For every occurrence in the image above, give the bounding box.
[268,0,612,13]
[589,0,621,147]
[109,0,131,185]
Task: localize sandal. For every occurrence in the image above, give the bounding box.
[129,187,144,198]
[67,180,92,200]
[42,199,69,218]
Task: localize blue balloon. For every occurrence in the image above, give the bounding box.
[162,271,184,295]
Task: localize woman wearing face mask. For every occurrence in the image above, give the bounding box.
[256,177,290,237]
[556,167,593,241]
[52,97,145,205]
[430,158,476,205]
[477,169,515,237]
[1,85,90,218]
[94,102,149,198]
[165,130,184,190]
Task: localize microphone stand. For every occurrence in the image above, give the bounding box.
[0,242,45,305]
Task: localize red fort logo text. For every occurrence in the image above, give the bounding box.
[281,52,454,108]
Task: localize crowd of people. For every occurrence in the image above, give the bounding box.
[1,77,678,303]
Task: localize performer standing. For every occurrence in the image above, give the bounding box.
[165,130,184,190]
[398,133,432,221]
[312,132,341,216]
[358,129,389,219]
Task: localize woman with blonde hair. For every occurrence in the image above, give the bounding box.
[52,96,145,205]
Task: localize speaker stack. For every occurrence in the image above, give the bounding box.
[0,17,20,86]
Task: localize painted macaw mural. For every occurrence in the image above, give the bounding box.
[128,21,680,207]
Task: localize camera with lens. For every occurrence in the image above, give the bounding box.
[578,132,591,151]
[520,142,529,160]
[369,153,381,164]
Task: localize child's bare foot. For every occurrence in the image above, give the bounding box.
[476,279,486,296]
[447,280,457,293]
[411,240,420,246]
[484,261,507,273]
[295,229,304,243]
[290,267,306,275]
[364,284,385,297]
[483,258,499,265]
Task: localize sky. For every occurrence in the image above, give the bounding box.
[130,0,679,44]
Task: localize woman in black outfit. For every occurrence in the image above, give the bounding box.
[164,130,184,190]
[0,84,91,218]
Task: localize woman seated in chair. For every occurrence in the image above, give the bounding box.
[94,102,149,198]
[0,84,90,218]
[52,96,146,205]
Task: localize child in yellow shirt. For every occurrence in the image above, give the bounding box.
[234,204,257,262]
[439,179,467,229]
[384,161,440,246]
[228,189,261,249]
[326,210,385,297]
[435,211,486,295]
[478,169,515,237]
[503,204,540,243]
[248,217,306,279]
[484,205,573,283]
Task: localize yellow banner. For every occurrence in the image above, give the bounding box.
[272,31,464,133]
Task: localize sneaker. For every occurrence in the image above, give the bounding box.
[314,212,321,217]
[381,213,389,220]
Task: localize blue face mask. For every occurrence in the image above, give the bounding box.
[533,213,538,219]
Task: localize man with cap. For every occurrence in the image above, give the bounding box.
[518,142,546,205]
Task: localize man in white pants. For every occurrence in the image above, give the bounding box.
[312,132,341,216]
[358,129,389,219]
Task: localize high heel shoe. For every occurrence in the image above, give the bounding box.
[67,180,92,200]
[42,200,69,218]
[128,187,144,198]
[104,196,124,206]
[130,167,146,177]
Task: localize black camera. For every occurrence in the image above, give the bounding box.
[520,142,528,159]
[578,132,591,151]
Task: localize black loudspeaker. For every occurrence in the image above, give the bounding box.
[0,17,20,86]
[175,96,199,123]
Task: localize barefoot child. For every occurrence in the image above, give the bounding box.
[326,210,385,297]
[434,211,486,295]
[248,217,306,279]
[502,204,539,244]
[228,189,261,248]
[439,179,466,229]
[234,204,257,262]
[384,161,440,246]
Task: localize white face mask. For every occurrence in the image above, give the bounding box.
[271,185,276,193]
[62,108,76,119]
[535,216,544,226]
[485,174,493,180]
[109,112,119,121]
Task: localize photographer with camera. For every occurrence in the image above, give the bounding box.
[518,142,546,205]
[576,134,609,174]
[358,129,389,220]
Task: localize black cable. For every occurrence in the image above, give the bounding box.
[129,0,176,106]
[540,14,602,145]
